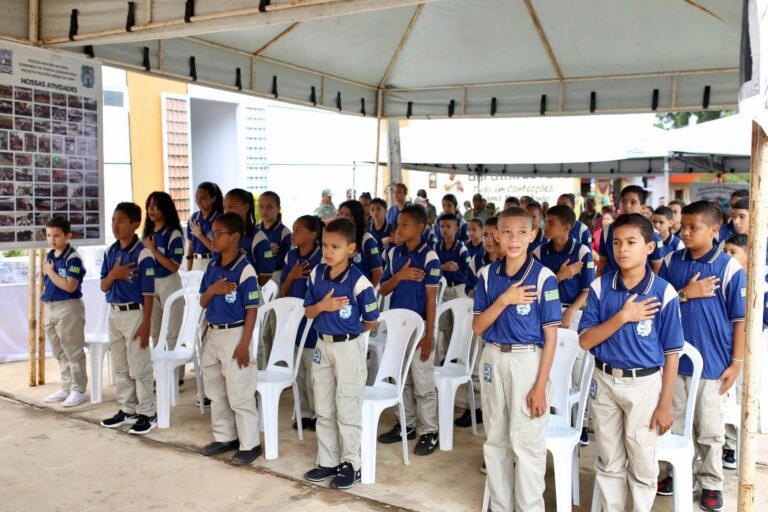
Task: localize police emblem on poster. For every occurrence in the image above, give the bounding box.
[339,304,352,319]
[637,319,652,337]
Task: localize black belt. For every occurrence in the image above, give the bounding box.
[208,320,245,330]
[111,303,141,311]
[194,253,213,259]
[318,333,359,343]
[595,358,660,378]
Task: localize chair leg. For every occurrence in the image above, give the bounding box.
[170,366,181,407]
[107,348,116,386]
[87,343,105,404]
[292,382,303,441]
[399,400,410,466]
[360,402,378,484]
[572,445,580,506]
[193,353,205,414]
[551,449,573,512]
[155,362,172,429]
[259,387,280,460]
[671,461,694,512]
[467,380,478,436]
[481,477,490,512]
[590,479,601,512]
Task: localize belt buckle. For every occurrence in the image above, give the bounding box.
[611,368,623,378]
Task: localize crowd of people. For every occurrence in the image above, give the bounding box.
[37,179,766,511]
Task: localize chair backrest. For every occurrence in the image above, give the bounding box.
[90,299,109,338]
[180,270,204,291]
[261,280,278,304]
[434,298,475,374]
[677,342,703,441]
[370,309,425,396]
[549,329,583,420]
[573,353,595,433]
[152,287,202,354]
[436,277,448,306]
[257,297,311,376]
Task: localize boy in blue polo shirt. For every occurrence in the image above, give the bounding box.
[378,205,443,455]
[557,193,593,246]
[472,207,562,512]
[436,213,472,360]
[199,212,262,465]
[303,218,379,490]
[598,185,665,276]
[99,202,157,435]
[579,213,684,512]
[652,206,685,257]
[657,201,746,511]
[42,217,88,407]
[526,201,547,253]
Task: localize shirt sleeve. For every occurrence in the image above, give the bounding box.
[725,264,747,322]
[538,272,563,328]
[459,221,469,242]
[598,228,609,259]
[578,283,601,335]
[252,233,275,276]
[355,278,380,322]
[580,249,595,292]
[658,286,685,354]
[280,253,292,286]
[459,245,472,275]
[186,215,193,241]
[424,251,442,287]
[100,249,109,279]
[381,248,394,284]
[66,255,85,281]
[168,230,185,265]
[239,265,260,309]
[465,255,478,294]
[364,236,383,271]
[280,228,292,259]
[581,225,592,246]
[199,267,212,294]
[473,268,490,314]
[651,231,664,262]
[303,267,319,307]
[137,249,155,295]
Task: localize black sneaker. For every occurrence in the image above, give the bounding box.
[202,440,240,456]
[129,414,158,435]
[293,417,316,431]
[305,465,339,482]
[377,423,416,444]
[100,410,138,429]
[700,489,723,511]
[657,476,674,496]
[454,408,483,427]
[196,397,211,408]
[580,427,590,446]
[414,432,439,455]
[232,445,262,465]
[722,449,737,470]
[330,462,361,490]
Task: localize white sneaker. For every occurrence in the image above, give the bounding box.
[44,389,70,403]
[63,390,87,407]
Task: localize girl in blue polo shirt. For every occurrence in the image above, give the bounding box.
[186,182,223,271]
[143,191,186,383]
[258,191,292,284]
[435,193,468,243]
[281,215,324,432]
[224,188,274,286]
[338,200,383,287]
[367,198,393,251]
[466,218,484,259]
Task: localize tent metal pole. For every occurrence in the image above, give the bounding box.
[37,249,45,384]
[663,156,670,204]
[27,250,37,386]
[737,120,768,512]
[28,0,39,43]
[374,90,383,197]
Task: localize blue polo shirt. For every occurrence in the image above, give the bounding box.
[466,240,484,260]
[241,228,275,277]
[351,232,383,282]
[387,202,411,227]
[532,238,595,306]
[304,263,379,336]
[473,257,562,345]
[421,224,438,249]
[368,219,393,251]
[187,210,219,255]
[528,229,547,254]
[717,221,736,245]
[436,239,471,287]
[570,220,592,246]
[660,247,746,379]
[100,236,155,304]
[200,251,260,325]
[435,213,469,243]
[281,245,323,348]
[578,270,684,369]
[598,221,665,274]
[150,226,185,278]
[660,233,685,257]
[382,242,442,317]
[42,244,85,301]
[466,249,497,294]
[259,221,292,271]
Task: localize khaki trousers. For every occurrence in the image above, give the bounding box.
[201,326,260,450]
[109,307,155,416]
[190,257,211,272]
[669,376,725,490]
[151,273,185,381]
[296,347,316,419]
[592,368,662,512]
[396,347,439,435]
[480,344,549,512]
[44,299,87,393]
[312,337,367,470]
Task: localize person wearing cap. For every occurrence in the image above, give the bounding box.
[417,189,437,225]
[469,193,491,223]
[315,189,337,221]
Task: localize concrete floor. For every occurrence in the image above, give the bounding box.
[1,357,767,511]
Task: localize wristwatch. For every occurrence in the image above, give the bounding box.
[677,289,688,303]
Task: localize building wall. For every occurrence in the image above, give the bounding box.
[190,99,240,194]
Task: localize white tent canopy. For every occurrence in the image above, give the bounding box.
[2,0,743,119]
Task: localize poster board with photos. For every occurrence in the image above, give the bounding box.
[0,41,103,249]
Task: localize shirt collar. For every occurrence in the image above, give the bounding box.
[612,268,654,295]
[323,262,352,283]
[682,246,719,264]
[113,235,141,254]
[202,210,218,222]
[297,245,320,260]
[401,241,427,255]
[49,244,72,261]
[217,250,246,271]
[440,239,458,252]
[496,256,534,281]
[544,238,574,255]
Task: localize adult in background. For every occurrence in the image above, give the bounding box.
[417,189,438,225]
[315,189,337,222]
[668,199,685,236]
[468,193,491,223]
[579,196,600,231]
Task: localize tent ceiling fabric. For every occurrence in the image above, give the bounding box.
[4,0,743,118]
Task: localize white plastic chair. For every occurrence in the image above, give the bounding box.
[180,270,204,290]
[367,285,390,378]
[361,309,424,484]
[151,287,203,428]
[436,276,448,306]
[590,342,703,512]
[253,297,313,460]
[261,280,278,304]
[85,299,114,404]
[433,297,478,451]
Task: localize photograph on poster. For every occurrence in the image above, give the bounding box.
[0,100,12,114]
[15,117,32,132]
[37,134,50,153]
[0,168,12,180]
[14,88,32,102]
[70,198,83,210]
[34,90,49,104]
[0,213,13,226]
[0,115,11,129]
[0,229,12,242]
[16,229,33,241]
[0,182,12,195]
[34,104,50,118]
[35,168,50,182]
[15,168,31,182]
[0,198,12,211]
[16,212,32,227]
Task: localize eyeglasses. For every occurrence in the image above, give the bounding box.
[211,231,233,239]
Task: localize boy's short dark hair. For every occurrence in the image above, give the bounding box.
[504,196,520,207]
[526,201,542,213]
[394,182,408,194]
[45,216,71,234]
[668,199,685,208]
[725,234,748,249]
[612,213,654,243]
[558,193,576,208]
[499,206,533,226]
[732,197,750,211]
[546,205,576,227]
[484,216,498,228]
[469,217,483,228]
[439,213,458,225]
[653,206,673,221]
[114,202,142,224]
[731,189,749,200]
[370,197,387,209]
[682,200,722,226]
[214,212,245,237]
[324,218,357,244]
[620,185,648,205]
[399,205,427,227]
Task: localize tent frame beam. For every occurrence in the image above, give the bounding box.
[378,3,424,88]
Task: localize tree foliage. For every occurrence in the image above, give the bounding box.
[654,111,732,130]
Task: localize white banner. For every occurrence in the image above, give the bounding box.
[0,41,103,248]
[477,176,581,208]
[690,183,749,213]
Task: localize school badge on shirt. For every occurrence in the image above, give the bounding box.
[57,268,68,279]
[353,253,362,264]
[339,304,352,319]
[225,289,237,304]
[637,319,652,337]
[516,304,531,316]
